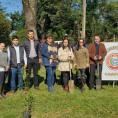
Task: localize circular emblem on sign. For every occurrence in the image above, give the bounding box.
[106,54,118,70]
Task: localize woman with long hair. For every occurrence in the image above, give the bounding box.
[74,38,89,92]
[41,34,58,92]
[58,38,74,91]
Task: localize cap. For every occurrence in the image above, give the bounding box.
[63,34,69,38]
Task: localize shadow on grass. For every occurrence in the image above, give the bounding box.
[4,70,44,92]
[30,75,44,88]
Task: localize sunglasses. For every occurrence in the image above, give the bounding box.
[79,42,84,44]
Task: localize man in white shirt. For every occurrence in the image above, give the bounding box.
[6,36,27,95]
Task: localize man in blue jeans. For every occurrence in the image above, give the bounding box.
[6,36,27,95]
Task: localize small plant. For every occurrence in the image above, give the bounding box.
[22,91,34,118]
[22,67,34,118]
[24,92,33,112]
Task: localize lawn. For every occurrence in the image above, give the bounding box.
[0,66,118,118]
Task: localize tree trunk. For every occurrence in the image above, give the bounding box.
[22,0,38,39]
[77,21,81,39]
[39,18,45,39]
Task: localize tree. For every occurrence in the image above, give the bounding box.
[0,10,11,46]
[101,1,118,41]
[22,0,38,39]
[11,29,27,44]
[36,0,82,41]
[10,11,25,31]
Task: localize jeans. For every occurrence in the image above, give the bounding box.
[76,69,86,89]
[45,66,56,87]
[11,66,23,91]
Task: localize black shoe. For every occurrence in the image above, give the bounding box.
[81,87,85,93]
[101,87,105,90]
[89,87,93,90]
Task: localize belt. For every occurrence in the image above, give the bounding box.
[28,56,38,59]
[17,63,21,66]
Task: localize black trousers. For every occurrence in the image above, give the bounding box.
[61,71,70,86]
[61,70,73,86]
[89,64,102,88]
[76,69,86,89]
[26,58,39,87]
[0,71,7,86]
[85,67,90,84]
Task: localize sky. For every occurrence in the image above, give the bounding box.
[0,0,23,14]
[0,0,116,14]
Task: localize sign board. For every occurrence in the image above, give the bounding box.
[102,42,118,80]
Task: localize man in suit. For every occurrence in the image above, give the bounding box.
[22,30,41,90]
[6,36,27,95]
[88,35,107,90]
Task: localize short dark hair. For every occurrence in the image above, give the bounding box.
[12,36,19,41]
[46,34,53,39]
[94,35,100,39]
[0,41,5,45]
[27,30,34,33]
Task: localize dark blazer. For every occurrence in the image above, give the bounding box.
[88,43,107,64]
[22,39,41,59]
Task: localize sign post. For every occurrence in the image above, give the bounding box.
[102,42,118,87]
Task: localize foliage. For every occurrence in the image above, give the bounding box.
[23,92,33,112]
[0,10,11,45]
[1,0,118,45]
[86,0,118,43]
[9,11,25,31]
[36,0,82,40]
[11,29,27,44]
[101,1,118,41]
[9,11,27,44]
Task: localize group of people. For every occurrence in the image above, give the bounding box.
[0,30,107,99]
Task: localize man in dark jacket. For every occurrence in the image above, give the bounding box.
[6,36,27,95]
[22,30,41,90]
[88,35,107,90]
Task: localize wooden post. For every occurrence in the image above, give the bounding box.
[82,0,86,38]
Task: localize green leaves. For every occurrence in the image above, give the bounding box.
[0,10,11,45]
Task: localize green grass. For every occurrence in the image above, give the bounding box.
[0,66,118,118]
